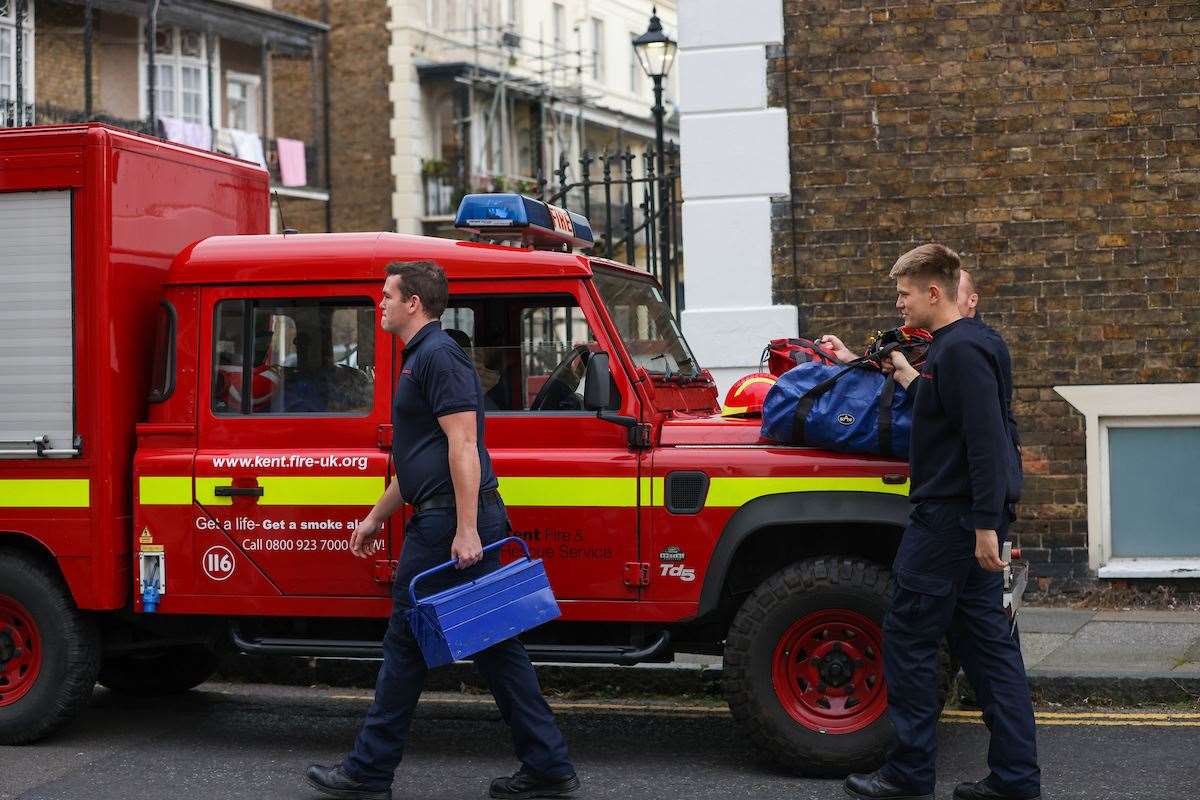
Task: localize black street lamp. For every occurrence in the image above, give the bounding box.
[633,6,678,308]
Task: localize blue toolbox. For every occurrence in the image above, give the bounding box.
[406,536,561,668]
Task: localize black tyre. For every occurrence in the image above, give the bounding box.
[722,556,954,777]
[98,644,220,696]
[0,549,101,745]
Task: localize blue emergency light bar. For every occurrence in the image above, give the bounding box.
[454,193,595,250]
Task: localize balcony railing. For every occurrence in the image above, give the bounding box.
[26,102,155,135]
[422,173,461,217]
[265,137,325,193]
[7,103,325,192]
[421,169,542,218]
[1,100,35,128]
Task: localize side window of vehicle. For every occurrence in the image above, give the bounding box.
[211,297,375,415]
[441,296,616,413]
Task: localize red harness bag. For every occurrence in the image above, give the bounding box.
[761,338,841,377]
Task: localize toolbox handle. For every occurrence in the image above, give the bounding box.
[408,535,532,607]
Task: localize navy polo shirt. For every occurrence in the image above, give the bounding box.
[392,320,498,506]
[908,317,1023,530]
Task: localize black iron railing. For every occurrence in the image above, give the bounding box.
[428,146,684,312]
[423,173,461,217]
[543,145,683,312]
[0,100,35,128]
[265,137,326,191]
[27,102,156,135]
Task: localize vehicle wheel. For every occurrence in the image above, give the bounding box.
[0,549,101,745]
[98,644,220,696]
[722,556,954,777]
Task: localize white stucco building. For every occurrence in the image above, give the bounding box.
[676,0,795,393]
[387,0,678,237]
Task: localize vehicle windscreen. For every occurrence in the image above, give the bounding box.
[591,269,700,379]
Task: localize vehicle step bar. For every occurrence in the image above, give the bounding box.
[231,627,672,666]
[231,627,385,658]
[525,631,672,665]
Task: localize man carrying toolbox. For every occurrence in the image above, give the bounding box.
[843,245,1041,800]
[306,260,579,800]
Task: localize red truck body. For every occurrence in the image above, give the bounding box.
[0,125,267,610]
[1,126,943,776]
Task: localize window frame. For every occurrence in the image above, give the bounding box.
[210,295,378,419]
[148,300,177,403]
[0,0,35,121]
[551,2,564,50]
[225,70,260,134]
[443,291,617,416]
[504,0,521,33]
[138,22,217,127]
[1056,383,1200,577]
[590,16,605,83]
[628,29,641,95]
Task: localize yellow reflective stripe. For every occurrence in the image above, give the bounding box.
[195,476,233,506]
[498,476,904,508]
[0,479,89,508]
[257,476,385,506]
[186,475,905,509]
[138,476,193,505]
[499,477,639,507]
[705,476,909,507]
[640,477,663,508]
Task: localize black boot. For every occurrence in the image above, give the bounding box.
[304,764,392,800]
[489,767,580,799]
[953,776,1041,800]
[844,771,933,800]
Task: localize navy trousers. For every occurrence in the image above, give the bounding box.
[879,501,1040,797]
[342,501,574,790]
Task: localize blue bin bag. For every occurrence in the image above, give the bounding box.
[760,361,914,458]
[407,536,561,668]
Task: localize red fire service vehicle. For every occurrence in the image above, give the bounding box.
[0,124,1025,776]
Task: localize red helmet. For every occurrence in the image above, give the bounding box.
[722,372,778,417]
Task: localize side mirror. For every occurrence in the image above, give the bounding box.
[583,351,612,411]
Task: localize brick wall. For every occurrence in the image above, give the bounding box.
[273,0,394,232]
[32,2,85,109]
[770,0,1200,589]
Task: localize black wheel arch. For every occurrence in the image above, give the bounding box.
[0,533,70,596]
[696,491,911,618]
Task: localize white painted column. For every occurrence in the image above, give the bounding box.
[677,0,794,395]
[388,7,423,234]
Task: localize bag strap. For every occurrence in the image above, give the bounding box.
[789,360,869,444]
[790,343,909,447]
[877,377,896,458]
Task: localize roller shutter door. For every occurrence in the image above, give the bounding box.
[0,190,75,456]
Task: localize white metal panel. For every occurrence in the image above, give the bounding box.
[0,190,75,455]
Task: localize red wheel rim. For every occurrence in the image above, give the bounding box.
[771,609,887,734]
[0,596,42,707]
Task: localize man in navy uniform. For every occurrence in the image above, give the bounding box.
[819,268,981,363]
[306,260,579,800]
[843,245,1040,800]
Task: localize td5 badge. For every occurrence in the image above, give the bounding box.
[658,546,694,582]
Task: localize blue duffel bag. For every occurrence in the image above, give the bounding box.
[760,360,914,457]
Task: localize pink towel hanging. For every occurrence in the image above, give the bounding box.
[276,137,307,187]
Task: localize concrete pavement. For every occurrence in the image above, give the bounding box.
[1018,606,1200,704]
[214,606,1200,705]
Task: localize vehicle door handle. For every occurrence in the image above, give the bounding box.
[214,486,265,497]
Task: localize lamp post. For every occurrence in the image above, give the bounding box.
[633,7,678,308]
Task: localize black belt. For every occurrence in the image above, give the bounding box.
[413,489,502,514]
